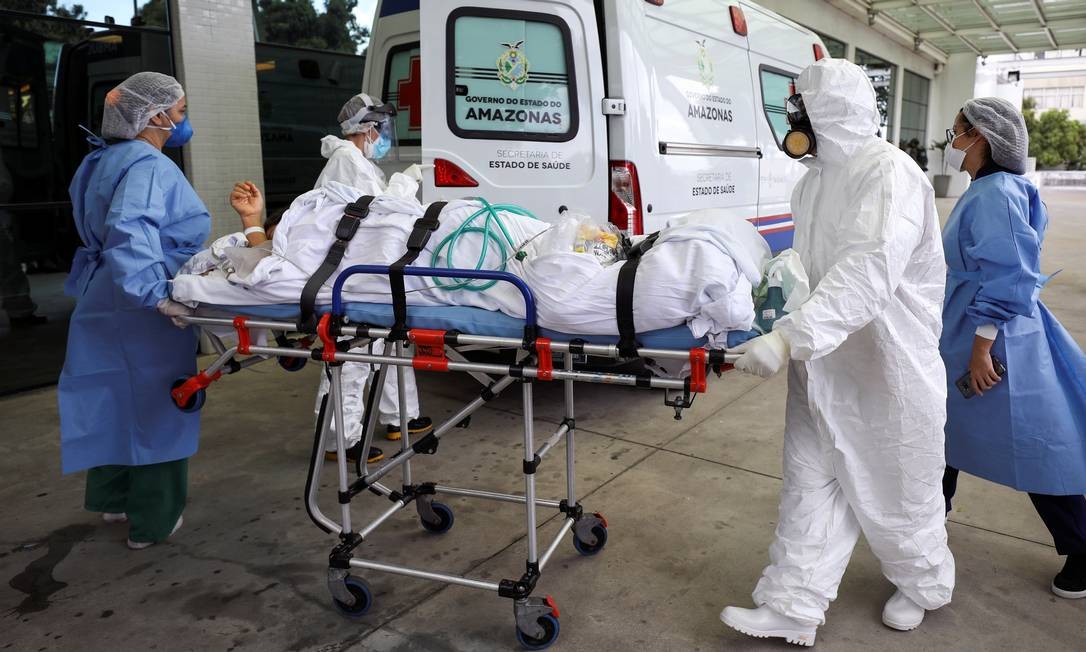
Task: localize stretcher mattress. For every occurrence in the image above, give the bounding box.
[209,302,756,350]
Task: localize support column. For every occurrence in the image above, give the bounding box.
[169,0,265,238]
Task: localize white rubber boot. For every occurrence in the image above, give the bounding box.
[882,590,925,631]
[101,512,128,524]
[720,605,817,647]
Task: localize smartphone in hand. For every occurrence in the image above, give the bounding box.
[955,355,1007,399]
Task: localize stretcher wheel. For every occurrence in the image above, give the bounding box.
[420,502,454,534]
[515,614,560,650]
[170,376,206,413]
[332,576,373,618]
[278,356,307,372]
[572,523,608,556]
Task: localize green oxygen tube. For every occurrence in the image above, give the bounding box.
[428,198,538,292]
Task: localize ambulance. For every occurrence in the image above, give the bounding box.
[364,0,829,250]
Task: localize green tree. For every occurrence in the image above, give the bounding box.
[254,0,369,54]
[1023,97,1086,170]
[3,1,90,42]
[138,0,167,28]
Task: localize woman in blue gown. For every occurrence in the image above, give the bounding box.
[940,97,1086,598]
[59,72,210,549]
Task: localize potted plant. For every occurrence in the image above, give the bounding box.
[929,139,951,198]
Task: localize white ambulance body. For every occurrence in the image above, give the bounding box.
[364,0,828,250]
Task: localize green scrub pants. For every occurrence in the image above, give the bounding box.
[84,458,187,543]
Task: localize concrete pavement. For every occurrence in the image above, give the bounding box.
[1,189,1083,651]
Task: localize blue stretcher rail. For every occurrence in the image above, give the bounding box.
[331,265,539,327]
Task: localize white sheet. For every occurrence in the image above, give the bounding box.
[170,185,768,346]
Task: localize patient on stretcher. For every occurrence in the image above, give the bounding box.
[170,182,805,348]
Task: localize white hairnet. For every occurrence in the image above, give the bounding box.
[962,97,1028,174]
[796,59,880,165]
[338,93,384,136]
[100,72,184,140]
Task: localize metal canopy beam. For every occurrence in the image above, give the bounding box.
[918,18,1086,39]
[1029,0,1060,50]
[969,0,1017,53]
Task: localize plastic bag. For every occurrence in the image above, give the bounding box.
[535,213,622,265]
[535,215,580,256]
[753,249,810,333]
[573,219,622,265]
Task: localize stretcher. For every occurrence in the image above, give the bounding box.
[173,264,738,650]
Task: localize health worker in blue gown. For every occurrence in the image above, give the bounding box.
[59,72,209,550]
[940,97,1086,599]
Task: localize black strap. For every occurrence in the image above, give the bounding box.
[616,232,661,358]
[297,196,375,332]
[388,201,448,340]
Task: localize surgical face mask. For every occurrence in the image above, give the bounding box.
[783,93,816,159]
[944,127,976,172]
[366,133,391,160]
[362,117,395,160]
[152,113,194,147]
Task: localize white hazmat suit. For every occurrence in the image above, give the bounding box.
[746,59,955,626]
[313,128,420,448]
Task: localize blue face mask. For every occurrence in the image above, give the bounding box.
[371,134,391,160]
[163,115,194,147]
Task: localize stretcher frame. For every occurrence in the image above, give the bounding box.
[172,265,735,649]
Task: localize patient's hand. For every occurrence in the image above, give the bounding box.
[230,181,264,228]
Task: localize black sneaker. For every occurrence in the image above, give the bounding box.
[1051,554,1086,599]
[325,443,384,464]
[386,416,433,442]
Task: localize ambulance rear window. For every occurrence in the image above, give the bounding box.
[383,42,421,146]
[446,8,578,142]
[760,67,796,148]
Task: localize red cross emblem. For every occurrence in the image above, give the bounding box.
[397,55,422,132]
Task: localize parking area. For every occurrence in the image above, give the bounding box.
[2,189,1084,651]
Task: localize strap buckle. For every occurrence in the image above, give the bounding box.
[405,216,439,251]
[335,216,361,241]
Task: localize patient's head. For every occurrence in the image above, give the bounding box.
[264,208,286,240]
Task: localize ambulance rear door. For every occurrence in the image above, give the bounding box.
[420,0,608,221]
[364,0,422,178]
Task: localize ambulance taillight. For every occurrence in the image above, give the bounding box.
[608,161,644,236]
[730,6,748,36]
[434,158,479,187]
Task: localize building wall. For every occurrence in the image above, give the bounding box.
[932,53,979,196]
[1022,76,1086,123]
[170,0,265,238]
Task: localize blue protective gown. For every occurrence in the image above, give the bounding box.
[59,139,210,474]
[941,169,1086,495]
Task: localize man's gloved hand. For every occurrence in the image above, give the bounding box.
[156,299,195,328]
[733,330,791,378]
[402,163,424,182]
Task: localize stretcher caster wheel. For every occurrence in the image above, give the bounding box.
[515,613,560,650]
[170,376,205,413]
[572,518,608,556]
[420,502,454,534]
[278,356,307,372]
[331,576,373,618]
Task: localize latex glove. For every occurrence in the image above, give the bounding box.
[156,298,195,328]
[402,163,424,182]
[733,331,790,378]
